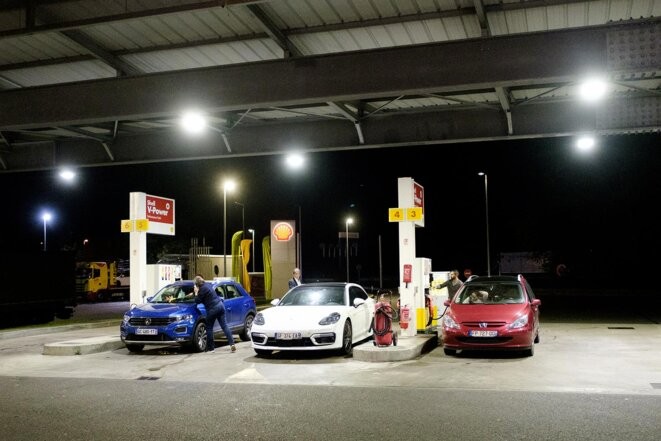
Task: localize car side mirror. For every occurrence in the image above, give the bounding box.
[353,298,365,307]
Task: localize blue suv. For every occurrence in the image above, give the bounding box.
[120,279,256,353]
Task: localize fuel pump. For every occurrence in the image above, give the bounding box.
[412,257,432,333]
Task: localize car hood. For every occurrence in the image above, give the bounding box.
[449,304,530,323]
[128,303,199,316]
[259,305,346,326]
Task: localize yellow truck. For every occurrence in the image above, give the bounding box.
[75,261,130,302]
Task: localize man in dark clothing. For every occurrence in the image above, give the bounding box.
[192,275,236,353]
[288,267,302,289]
[435,269,463,302]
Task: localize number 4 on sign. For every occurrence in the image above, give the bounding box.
[388,208,405,222]
[406,207,422,220]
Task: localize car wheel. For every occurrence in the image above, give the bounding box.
[254,349,272,357]
[126,344,144,353]
[239,314,254,341]
[340,320,353,356]
[190,322,207,353]
[524,345,534,357]
[443,348,456,356]
[534,332,540,344]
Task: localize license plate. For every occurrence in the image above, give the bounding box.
[136,328,157,335]
[276,332,302,340]
[469,330,497,337]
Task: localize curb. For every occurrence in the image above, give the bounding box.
[353,334,437,362]
[43,335,125,356]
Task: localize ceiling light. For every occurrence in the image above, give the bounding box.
[180,111,207,134]
[579,78,607,102]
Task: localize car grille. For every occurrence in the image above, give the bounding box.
[124,334,177,342]
[265,337,316,347]
[457,336,512,344]
[463,321,506,328]
[128,317,175,326]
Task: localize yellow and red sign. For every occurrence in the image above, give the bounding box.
[273,222,294,241]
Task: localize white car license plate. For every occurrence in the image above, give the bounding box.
[136,328,157,335]
[469,330,497,337]
[276,332,302,340]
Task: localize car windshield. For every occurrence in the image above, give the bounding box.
[279,286,346,306]
[151,285,195,303]
[456,283,524,304]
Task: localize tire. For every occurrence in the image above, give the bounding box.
[524,345,534,357]
[190,322,207,353]
[239,314,254,341]
[254,349,272,357]
[443,348,457,356]
[534,332,540,344]
[339,320,353,356]
[126,344,144,353]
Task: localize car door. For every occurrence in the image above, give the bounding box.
[215,283,242,329]
[348,286,373,340]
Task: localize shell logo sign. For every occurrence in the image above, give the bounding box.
[273,222,294,241]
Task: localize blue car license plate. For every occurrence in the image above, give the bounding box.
[136,328,157,335]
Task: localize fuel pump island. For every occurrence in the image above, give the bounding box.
[390,177,452,338]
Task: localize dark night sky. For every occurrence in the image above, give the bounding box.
[1,133,659,289]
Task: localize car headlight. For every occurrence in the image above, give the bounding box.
[508,314,529,329]
[253,313,265,326]
[442,315,460,329]
[174,314,193,322]
[319,312,341,325]
[122,314,130,324]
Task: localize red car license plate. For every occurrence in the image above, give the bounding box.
[469,330,497,337]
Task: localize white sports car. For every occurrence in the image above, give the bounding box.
[250,282,375,356]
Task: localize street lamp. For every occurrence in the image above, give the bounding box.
[42,212,52,251]
[285,153,306,273]
[223,180,236,277]
[345,217,353,282]
[248,228,255,272]
[478,172,491,276]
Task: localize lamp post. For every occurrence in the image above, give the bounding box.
[223,180,236,277]
[345,217,353,282]
[478,172,491,276]
[42,212,52,251]
[248,228,255,272]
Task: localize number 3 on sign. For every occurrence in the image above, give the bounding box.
[407,207,422,220]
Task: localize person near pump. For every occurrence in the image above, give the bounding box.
[288,268,302,289]
[434,269,463,302]
[188,275,236,353]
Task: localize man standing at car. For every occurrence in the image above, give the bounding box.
[288,268,303,289]
[435,269,463,302]
[191,275,236,353]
